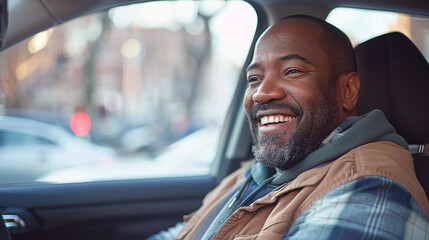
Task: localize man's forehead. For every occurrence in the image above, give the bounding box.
[253,22,323,59]
[259,19,323,45]
[255,25,320,55]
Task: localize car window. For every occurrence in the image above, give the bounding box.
[0,1,257,184]
[327,7,429,61]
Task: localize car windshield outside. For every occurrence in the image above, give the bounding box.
[0,1,257,184]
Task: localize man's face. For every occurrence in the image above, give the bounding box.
[245,19,342,170]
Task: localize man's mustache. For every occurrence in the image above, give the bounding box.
[249,102,303,121]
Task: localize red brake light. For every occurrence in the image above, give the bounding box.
[70,112,91,137]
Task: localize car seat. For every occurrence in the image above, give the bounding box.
[354,32,429,196]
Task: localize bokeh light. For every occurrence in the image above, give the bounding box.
[28,28,53,54]
[121,39,141,58]
[70,112,92,137]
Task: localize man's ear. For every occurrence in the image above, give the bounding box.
[338,72,360,112]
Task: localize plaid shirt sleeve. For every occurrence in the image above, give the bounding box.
[285,176,429,240]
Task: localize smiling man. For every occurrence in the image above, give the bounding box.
[149,15,429,240]
[245,18,347,171]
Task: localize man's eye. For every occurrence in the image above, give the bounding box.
[248,76,261,83]
[285,69,301,75]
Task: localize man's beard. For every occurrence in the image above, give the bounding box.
[249,90,340,170]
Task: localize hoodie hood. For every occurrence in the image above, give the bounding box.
[251,109,408,186]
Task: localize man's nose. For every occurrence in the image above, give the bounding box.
[252,76,286,103]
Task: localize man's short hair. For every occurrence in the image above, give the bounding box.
[280,15,357,84]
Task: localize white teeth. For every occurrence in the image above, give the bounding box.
[260,115,296,125]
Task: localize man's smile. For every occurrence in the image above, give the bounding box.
[251,103,301,135]
[259,117,297,133]
[256,110,298,134]
[260,115,297,125]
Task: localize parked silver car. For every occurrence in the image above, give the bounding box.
[0,116,117,184]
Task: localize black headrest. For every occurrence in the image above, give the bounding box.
[355,32,429,144]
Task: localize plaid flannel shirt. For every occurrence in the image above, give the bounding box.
[285,176,429,240]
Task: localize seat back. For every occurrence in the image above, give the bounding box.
[354,32,429,196]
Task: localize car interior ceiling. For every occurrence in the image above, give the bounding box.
[2,0,429,50]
